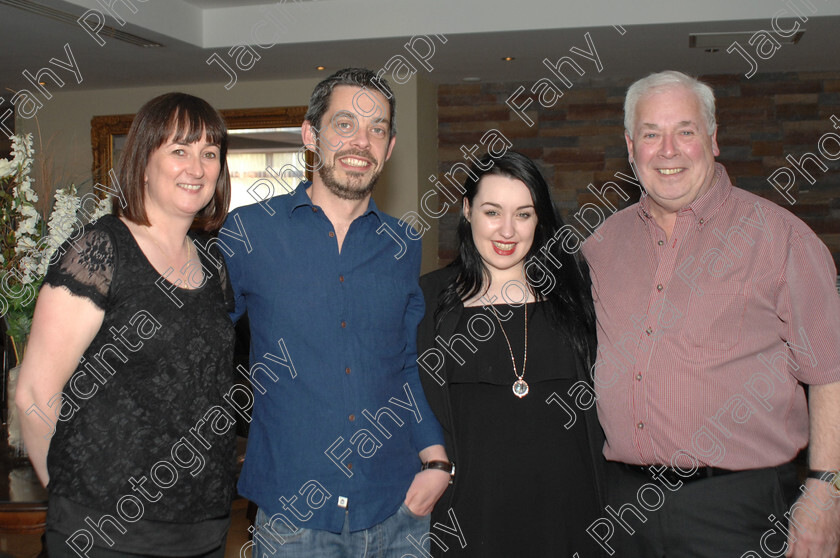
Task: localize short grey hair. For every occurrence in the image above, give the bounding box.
[624,71,716,137]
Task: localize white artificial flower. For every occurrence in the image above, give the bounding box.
[10,134,33,170]
[18,181,38,204]
[42,186,82,264]
[15,236,36,254]
[91,196,112,221]
[19,267,34,285]
[19,253,36,273]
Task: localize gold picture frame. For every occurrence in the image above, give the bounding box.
[90,105,310,190]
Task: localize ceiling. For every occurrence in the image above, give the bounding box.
[181,0,287,7]
[1,0,839,103]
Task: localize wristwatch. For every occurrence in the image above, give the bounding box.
[807,469,840,490]
[422,460,456,485]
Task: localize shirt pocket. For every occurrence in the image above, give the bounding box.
[679,287,746,351]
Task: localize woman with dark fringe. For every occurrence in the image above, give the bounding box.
[16,93,236,557]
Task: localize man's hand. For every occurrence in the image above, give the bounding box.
[792,381,840,557]
[404,469,451,517]
[404,444,451,516]
[786,478,840,558]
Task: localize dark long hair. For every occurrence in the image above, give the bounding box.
[436,151,596,368]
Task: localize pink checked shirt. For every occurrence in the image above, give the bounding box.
[582,164,840,470]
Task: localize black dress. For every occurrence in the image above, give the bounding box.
[447,303,601,556]
[418,268,606,558]
[42,215,237,556]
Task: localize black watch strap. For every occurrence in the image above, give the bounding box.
[422,460,456,483]
[807,469,840,489]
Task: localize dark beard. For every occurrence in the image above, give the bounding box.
[318,151,381,201]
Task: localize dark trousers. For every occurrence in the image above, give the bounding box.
[45,531,226,558]
[594,461,800,558]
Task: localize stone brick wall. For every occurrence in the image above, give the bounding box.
[434,72,840,270]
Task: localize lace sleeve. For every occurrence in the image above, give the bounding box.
[43,227,115,311]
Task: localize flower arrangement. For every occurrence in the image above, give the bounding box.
[0,133,111,360]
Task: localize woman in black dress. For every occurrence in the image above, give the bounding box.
[418,151,605,557]
[16,93,236,557]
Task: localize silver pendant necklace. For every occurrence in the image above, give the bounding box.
[492,303,529,398]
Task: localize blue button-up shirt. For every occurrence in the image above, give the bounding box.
[222,182,444,533]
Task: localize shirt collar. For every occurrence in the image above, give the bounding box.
[288,180,384,223]
[637,162,732,227]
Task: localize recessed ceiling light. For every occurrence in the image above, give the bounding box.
[463,77,481,82]
[689,31,804,49]
[316,66,326,71]
[502,57,515,62]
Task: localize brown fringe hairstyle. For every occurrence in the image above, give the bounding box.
[114,92,231,231]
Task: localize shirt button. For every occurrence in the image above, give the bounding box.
[637,422,645,429]
[312,207,318,213]
[657,240,664,246]
[347,463,353,470]
[328,231,335,238]
[699,218,705,225]
[645,327,653,335]
[345,367,351,374]
[349,414,355,421]
[636,373,643,381]
[656,284,663,292]
[341,321,347,328]
[339,275,344,283]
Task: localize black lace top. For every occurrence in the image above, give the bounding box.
[42,215,237,535]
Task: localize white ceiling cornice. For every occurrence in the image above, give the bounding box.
[2,0,839,96]
[62,0,204,46]
[60,0,840,49]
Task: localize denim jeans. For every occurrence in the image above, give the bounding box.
[252,503,432,558]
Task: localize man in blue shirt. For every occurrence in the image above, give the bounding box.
[222,68,452,557]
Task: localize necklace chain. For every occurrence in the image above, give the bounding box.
[148,234,192,263]
[147,234,195,290]
[492,303,529,398]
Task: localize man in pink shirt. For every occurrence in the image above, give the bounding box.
[583,70,840,557]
